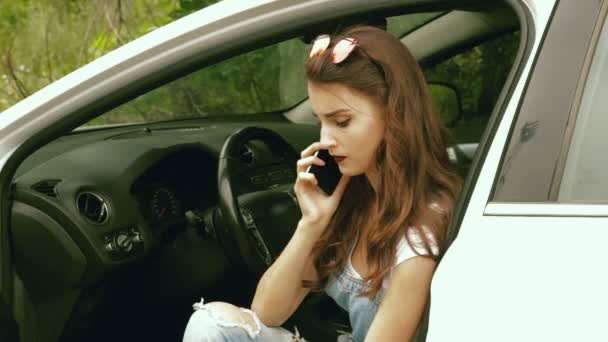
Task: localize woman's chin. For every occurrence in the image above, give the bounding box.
[339,166,363,177]
[338,165,348,174]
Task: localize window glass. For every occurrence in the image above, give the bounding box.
[424,32,520,144]
[85,37,310,127]
[418,32,519,178]
[491,0,601,202]
[558,18,608,203]
[83,12,450,127]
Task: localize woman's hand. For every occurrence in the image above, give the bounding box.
[294,142,350,232]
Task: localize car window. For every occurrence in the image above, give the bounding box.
[83,12,447,128]
[424,31,520,144]
[491,0,602,202]
[85,37,310,127]
[80,11,517,132]
[558,14,608,203]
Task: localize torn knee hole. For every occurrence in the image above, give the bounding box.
[199,301,262,338]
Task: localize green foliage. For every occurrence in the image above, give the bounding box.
[429,84,460,124]
[89,38,309,126]
[0,0,216,112]
[425,32,520,143]
[170,0,218,19]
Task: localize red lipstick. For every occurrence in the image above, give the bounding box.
[333,156,346,163]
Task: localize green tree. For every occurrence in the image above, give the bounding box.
[0,0,216,112]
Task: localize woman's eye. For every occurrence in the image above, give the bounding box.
[336,119,351,127]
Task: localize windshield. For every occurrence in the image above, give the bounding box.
[83,12,443,127]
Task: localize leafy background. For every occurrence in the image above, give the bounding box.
[0,0,218,112]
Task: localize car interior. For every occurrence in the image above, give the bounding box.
[8,2,521,341]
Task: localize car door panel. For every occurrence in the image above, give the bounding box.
[433,214,608,341]
[429,0,608,340]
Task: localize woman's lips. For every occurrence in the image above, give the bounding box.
[333,156,346,163]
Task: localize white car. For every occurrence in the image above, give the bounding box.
[1,0,606,341]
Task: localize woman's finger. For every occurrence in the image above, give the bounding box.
[296,172,318,186]
[296,155,326,173]
[300,141,336,159]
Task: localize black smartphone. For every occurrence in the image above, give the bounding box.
[306,149,342,196]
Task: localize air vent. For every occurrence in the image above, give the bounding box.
[32,180,61,197]
[76,192,109,224]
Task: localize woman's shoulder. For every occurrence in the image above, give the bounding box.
[401,199,449,258]
[408,197,450,240]
[394,225,439,264]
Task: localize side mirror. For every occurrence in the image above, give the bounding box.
[428,82,463,127]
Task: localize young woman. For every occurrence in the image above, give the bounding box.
[183,25,462,342]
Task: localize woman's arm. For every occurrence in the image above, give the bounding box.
[250,219,323,327]
[251,141,350,326]
[364,256,437,341]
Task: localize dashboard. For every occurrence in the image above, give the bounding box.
[131,148,217,229]
[10,118,317,290]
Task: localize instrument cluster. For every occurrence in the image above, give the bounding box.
[134,183,185,227]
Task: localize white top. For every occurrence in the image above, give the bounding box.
[346,226,439,289]
[346,203,443,289]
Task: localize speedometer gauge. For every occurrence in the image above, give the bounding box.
[151,187,180,221]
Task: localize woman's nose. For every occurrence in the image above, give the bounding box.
[319,125,337,147]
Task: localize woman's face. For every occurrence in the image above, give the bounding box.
[307,81,385,177]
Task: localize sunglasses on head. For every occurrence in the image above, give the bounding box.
[309,34,358,64]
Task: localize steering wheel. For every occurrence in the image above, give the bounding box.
[218,126,301,276]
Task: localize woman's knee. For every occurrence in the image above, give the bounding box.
[205,302,259,330]
[183,299,261,342]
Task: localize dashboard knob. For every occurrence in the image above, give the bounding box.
[131,231,143,244]
[116,233,133,252]
[104,241,116,252]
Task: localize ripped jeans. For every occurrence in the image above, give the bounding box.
[182,298,307,341]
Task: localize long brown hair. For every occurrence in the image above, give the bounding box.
[304,26,462,297]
